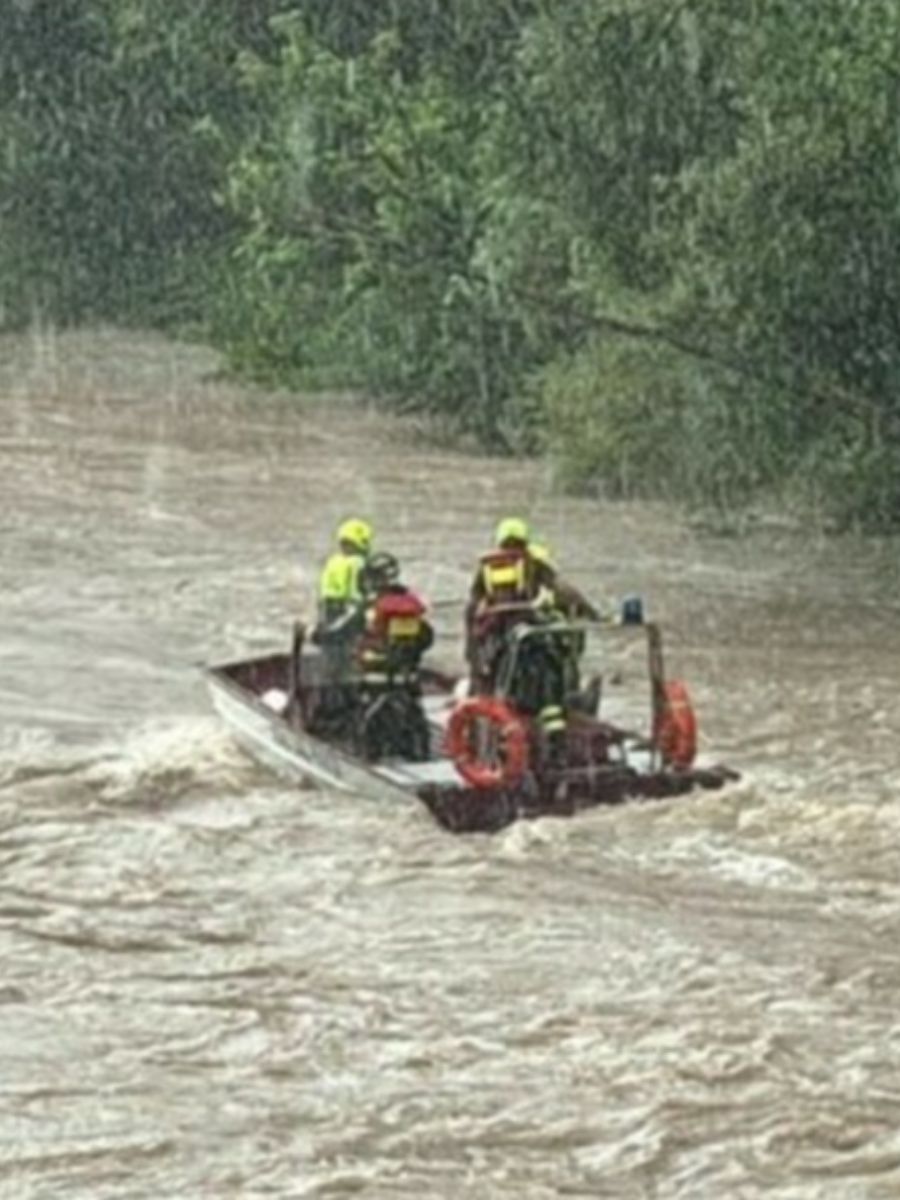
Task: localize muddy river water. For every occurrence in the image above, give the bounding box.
[2,329,900,1198]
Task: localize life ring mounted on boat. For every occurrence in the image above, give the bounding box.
[446,695,530,790]
[654,679,698,769]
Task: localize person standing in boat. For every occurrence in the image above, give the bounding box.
[464,518,600,659]
[464,517,600,757]
[314,517,374,644]
[309,517,374,731]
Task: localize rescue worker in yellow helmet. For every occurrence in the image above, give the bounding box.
[464,518,599,654]
[316,517,373,639]
[308,517,375,735]
[464,518,600,763]
[464,517,548,665]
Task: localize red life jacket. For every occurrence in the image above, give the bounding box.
[369,589,427,641]
[360,588,430,676]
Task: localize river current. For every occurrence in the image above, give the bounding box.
[2,329,900,1198]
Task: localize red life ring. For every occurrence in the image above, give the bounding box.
[655,679,698,768]
[446,696,530,790]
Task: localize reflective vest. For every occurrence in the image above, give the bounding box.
[319,550,365,606]
[479,549,536,605]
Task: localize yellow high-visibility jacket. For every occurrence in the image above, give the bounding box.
[319,550,365,606]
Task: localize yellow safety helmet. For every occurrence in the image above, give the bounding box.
[337,517,373,552]
[495,516,530,546]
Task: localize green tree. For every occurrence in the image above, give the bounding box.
[218,4,543,441]
[0,0,284,325]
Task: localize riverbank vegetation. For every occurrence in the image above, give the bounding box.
[3,1,899,527]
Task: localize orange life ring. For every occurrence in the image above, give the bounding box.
[446,695,530,790]
[655,679,698,768]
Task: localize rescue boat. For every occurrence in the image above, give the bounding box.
[205,615,738,834]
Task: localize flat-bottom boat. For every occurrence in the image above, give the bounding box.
[205,620,738,834]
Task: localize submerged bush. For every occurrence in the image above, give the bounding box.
[538,336,813,516]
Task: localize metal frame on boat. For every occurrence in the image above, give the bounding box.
[206,619,738,834]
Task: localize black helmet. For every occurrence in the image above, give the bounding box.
[364,551,400,590]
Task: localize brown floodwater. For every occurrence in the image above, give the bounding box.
[2,328,900,1198]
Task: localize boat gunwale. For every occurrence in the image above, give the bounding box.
[205,659,453,806]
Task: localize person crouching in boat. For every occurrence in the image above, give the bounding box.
[354,552,434,761]
[464,518,600,762]
[310,517,374,733]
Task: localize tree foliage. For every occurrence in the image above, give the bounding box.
[3,0,900,525]
[0,0,287,323]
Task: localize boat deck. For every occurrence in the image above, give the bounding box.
[370,693,461,790]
